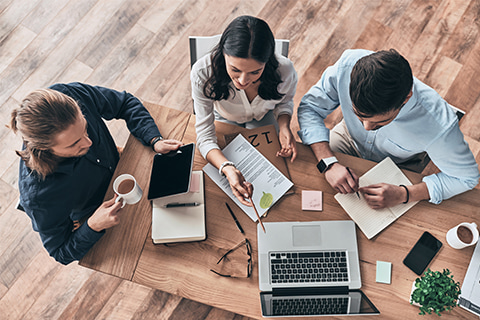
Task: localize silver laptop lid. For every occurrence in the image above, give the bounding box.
[459,241,480,316]
[258,221,362,292]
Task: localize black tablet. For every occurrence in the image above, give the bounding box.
[147,143,195,200]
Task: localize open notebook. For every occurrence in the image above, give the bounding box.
[334,157,418,239]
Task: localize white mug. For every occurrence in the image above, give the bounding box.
[113,174,143,208]
[446,222,479,249]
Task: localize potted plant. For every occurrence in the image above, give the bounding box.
[410,268,461,316]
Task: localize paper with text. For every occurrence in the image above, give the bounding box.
[334,157,418,239]
[203,134,293,221]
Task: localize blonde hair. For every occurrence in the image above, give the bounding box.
[10,89,81,179]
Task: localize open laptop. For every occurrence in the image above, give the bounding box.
[458,241,480,316]
[257,221,379,317]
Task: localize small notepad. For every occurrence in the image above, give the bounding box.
[376,261,392,284]
[302,190,323,211]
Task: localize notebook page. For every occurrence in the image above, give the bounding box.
[360,157,417,218]
[335,192,396,239]
[334,157,418,239]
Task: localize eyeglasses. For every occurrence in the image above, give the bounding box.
[210,238,252,278]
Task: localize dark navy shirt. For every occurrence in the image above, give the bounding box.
[18,82,162,265]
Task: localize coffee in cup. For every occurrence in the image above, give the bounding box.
[113,174,143,208]
[446,222,479,249]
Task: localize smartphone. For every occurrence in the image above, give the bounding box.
[403,231,442,275]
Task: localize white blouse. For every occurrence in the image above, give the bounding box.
[191,53,297,158]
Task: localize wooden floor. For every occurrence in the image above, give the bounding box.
[1,0,480,319]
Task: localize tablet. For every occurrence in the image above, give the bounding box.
[147,143,195,200]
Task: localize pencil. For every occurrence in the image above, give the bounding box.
[249,196,266,233]
[346,167,360,199]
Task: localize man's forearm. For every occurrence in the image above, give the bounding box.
[309,141,335,162]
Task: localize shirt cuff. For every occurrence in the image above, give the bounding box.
[422,175,442,205]
[297,127,330,145]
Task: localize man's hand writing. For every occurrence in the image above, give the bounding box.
[325,163,359,194]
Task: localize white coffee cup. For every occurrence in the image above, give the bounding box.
[113,174,143,208]
[446,222,479,249]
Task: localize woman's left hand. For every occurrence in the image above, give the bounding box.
[277,127,297,162]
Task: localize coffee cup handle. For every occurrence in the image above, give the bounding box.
[115,196,126,208]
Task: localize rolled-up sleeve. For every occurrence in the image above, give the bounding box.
[422,121,479,204]
[190,63,220,158]
[273,57,297,119]
[297,58,343,145]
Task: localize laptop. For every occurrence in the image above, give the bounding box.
[458,241,480,316]
[257,221,379,317]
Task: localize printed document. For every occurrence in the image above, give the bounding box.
[203,134,293,221]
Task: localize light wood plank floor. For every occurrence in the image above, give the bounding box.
[1,0,480,319]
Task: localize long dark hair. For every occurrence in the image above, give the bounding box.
[203,15,284,101]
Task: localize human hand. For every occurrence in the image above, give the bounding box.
[223,166,253,206]
[359,183,407,209]
[277,127,297,162]
[154,139,183,154]
[87,196,123,232]
[325,164,359,194]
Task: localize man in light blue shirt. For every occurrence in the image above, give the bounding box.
[298,49,479,209]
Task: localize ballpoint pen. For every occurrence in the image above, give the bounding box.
[225,202,244,234]
[346,167,360,199]
[164,202,200,208]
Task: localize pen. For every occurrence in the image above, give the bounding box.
[165,202,200,208]
[346,167,360,199]
[225,202,244,234]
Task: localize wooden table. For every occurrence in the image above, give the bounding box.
[80,104,480,319]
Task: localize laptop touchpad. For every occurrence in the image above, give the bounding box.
[292,225,321,246]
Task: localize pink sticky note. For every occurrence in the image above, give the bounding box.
[302,190,323,211]
[189,172,200,193]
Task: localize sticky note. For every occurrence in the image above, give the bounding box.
[302,190,323,211]
[376,261,392,284]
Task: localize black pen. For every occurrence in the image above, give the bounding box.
[225,202,244,234]
[165,202,200,208]
[346,167,360,199]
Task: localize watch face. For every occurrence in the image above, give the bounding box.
[317,160,327,173]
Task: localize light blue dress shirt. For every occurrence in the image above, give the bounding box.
[298,49,479,204]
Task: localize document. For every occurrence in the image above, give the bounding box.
[203,134,293,221]
[334,157,418,239]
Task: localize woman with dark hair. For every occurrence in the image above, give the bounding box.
[191,15,298,206]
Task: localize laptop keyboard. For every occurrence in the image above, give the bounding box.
[272,296,349,315]
[270,251,349,284]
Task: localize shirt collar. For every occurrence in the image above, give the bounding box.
[397,81,418,117]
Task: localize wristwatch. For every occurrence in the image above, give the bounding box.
[150,136,163,151]
[316,156,338,174]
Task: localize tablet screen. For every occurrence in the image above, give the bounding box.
[147,143,195,200]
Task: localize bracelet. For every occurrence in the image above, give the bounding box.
[219,161,235,177]
[150,136,163,151]
[399,184,409,204]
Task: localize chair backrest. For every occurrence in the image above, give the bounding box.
[450,104,465,121]
[189,34,289,68]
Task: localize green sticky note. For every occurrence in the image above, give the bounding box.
[376,261,392,284]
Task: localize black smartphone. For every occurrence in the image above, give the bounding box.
[403,231,442,275]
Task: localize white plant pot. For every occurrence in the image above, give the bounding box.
[410,281,421,307]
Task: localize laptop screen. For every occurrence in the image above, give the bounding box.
[260,289,380,317]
